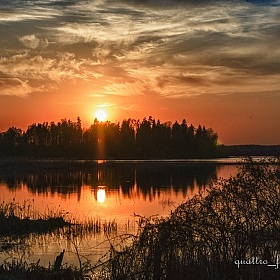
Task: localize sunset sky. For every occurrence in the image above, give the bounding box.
[0,0,279,145]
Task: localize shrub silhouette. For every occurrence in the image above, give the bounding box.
[104,157,280,280]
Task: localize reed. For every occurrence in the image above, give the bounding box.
[0,199,71,236]
[0,198,70,220]
[0,259,82,280]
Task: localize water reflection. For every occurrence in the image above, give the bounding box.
[96,187,106,203]
[0,162,238,266]
[0,164,219,201]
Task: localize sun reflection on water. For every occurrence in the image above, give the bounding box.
[97,186,106,203]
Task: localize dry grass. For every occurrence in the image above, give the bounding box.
[0,259,82,280]
[0,199,70,235]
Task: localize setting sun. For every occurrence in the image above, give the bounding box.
[95,110,107,122]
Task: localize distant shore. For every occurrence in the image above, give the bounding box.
[1,144,279,172]
[0,155,279,173]
[221,144,280,156]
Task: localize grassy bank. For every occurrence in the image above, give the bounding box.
[0,200,121,279]
[0,260,82,280]
[0,199,70,235]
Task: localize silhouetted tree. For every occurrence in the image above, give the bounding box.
[151,119,166,158]
[0,127,23,156]
[170,121,183,158]
[136,116,154,158]
[0,116,221,159]
[119,119,136,158]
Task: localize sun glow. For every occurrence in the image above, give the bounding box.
[97,187,106,203]
[95,109,107,122]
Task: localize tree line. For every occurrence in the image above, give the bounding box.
[0,116,221,158]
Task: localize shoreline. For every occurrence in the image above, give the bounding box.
[0,156,277,173]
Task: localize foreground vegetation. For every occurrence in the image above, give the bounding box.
[0,200,71,235]
[0,200,118,279]
[0,261,82,280]
[0,157,279,279]
[101,157,280,279]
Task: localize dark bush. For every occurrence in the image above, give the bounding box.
[104,158,280,280]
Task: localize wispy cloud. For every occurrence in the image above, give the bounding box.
[97,102,117,108]
[0,78,32,97]
[0,0,279,99]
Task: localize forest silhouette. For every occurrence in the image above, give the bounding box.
[0,116,221,159]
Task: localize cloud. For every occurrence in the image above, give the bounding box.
[97,102,117,108]
[0,51,103,86]
[0,0,279,99]
[0,5,59,23]
[157,74,207,88]
[18,35,40,49]
[0,78,32,97]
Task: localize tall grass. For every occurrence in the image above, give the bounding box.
[0,200,127,279]
[0,199,71,236]
[0,199,69,220]
[0,198,122,236]
[0,259,83,280]
[101,157,280,280]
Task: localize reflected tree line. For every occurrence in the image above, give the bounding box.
[0,116,221,158]
[0,165,218,201]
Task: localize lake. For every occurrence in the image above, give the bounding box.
[0,159,240,266]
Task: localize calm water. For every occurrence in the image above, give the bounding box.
[0,159,239,266]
